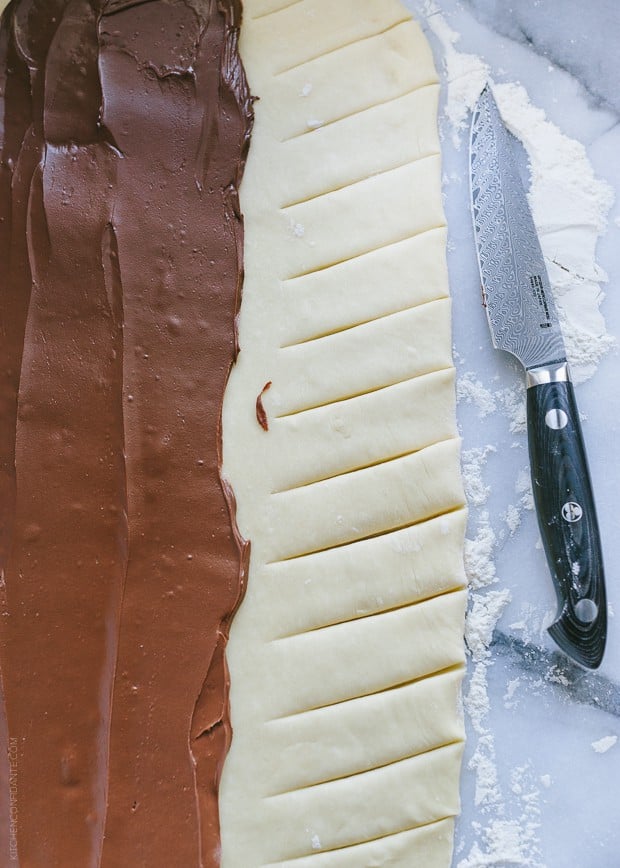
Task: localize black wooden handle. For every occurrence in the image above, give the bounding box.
[527,379,606,669]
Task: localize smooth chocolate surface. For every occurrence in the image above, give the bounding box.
[0,1,253,864]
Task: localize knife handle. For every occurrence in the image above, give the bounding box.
[526,364,606,669]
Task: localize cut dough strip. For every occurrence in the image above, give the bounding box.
[274,18,412,77]
[280,157,445,280]
[280,226,448,344]
[277,90,440,210]
[259,508,467,638]
[271,300,453,417]
[220,2,465,865]
[262,668,464,794]
[265,818,456,868]
[250,743,463,863]
[251,0,304,20]
[266,23,437,141]
[253,590,467,718]
[265,439,464,561]
[246,0,417,80]
[268,369,459,491]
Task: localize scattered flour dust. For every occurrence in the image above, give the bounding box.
[464,514,497,590]
[495,82,615,383]
[495,382,526,434]
[466,590,511,663]
[424,4,614,385]
[591,735,618,754]
[417,4,614,866]
[462,584,545,867]
[423,3,489,148]
[456,373,497,419]
[461,445,495,507]
[516,468,534,512]
[458,816,542,868]
[502,503,521,535]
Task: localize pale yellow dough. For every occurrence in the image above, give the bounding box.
[220,1,466,865]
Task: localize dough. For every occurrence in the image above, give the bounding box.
[220,1,466,866]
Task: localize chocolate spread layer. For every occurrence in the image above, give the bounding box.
[0,1,253,864]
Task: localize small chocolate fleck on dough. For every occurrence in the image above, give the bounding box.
[256,381,273,431]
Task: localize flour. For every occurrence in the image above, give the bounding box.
[415,4,613,866]
[494,82,615,383]
[424,5,489,149]
[461,445,495,507]
[464,516,496,590]
[508,602,546,647]
[464,664,491,735]
[591,735,618,754]
[458,818,541,868]
[467,736,501,810]
[462,517,512,814]
[457,372,497,418]
[459,459,544,866]
[458,761,545,868]
[503,503,521,535]
[545,666,570,688]
[466,590,511,662]
[516,469,534,511]
[496,383,526,434]
[427,14,614,383]
[503,677,521,709]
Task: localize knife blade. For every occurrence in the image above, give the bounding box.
[469,85,606,669]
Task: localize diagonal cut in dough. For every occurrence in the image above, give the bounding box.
[220,1,466,865]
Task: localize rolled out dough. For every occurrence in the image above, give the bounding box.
[220,1,467,865]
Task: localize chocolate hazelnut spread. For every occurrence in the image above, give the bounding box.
[0,1,253,864]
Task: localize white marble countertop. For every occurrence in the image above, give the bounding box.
[403,2,620,866]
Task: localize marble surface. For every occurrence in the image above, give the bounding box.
[403,2,620,866]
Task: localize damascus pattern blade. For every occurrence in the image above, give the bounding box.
[470,86,566,370]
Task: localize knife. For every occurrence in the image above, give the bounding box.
[469,85,606,669]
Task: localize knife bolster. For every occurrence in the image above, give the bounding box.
[526,361,570,388]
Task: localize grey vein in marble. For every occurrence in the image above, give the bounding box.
[406,0,620,864]
[463,0,620,116]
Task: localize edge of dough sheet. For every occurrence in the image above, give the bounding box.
[220,1,467,866]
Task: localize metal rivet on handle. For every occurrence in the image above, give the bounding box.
[545,408,568,430]
[574,598,598,624]
[562,502,583,523]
